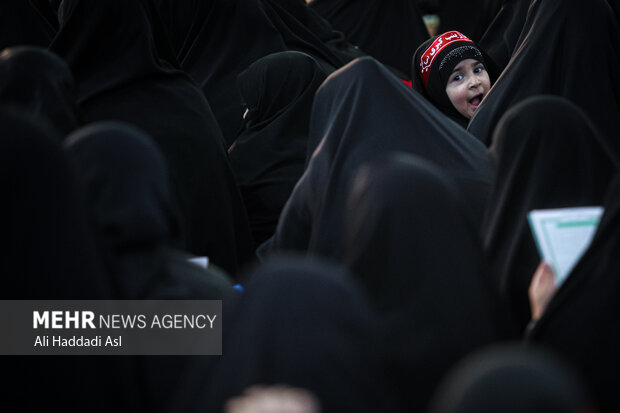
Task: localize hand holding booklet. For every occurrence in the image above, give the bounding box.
[527,207,603,286]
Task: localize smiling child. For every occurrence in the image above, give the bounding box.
[412,31,492,127]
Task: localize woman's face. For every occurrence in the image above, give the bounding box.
[445,58,491,119]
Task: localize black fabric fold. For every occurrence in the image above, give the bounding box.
[478,0,533,73]
[0,46,78,136]
[481,96,618,337]
[310,0,429,77]
[343,153,498,411]
[230,51,328,247]
[65,121,235,301]
[0,106,134,412]
[265,57,493,260]
[527,172,620,411]
[468,0,620,155]
[198,256,401,412]
[0,0,55,51]
[50,0,255,275]
[438,0,502,43]
[154,0,359,145]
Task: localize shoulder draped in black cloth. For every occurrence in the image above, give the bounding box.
[263,57,493,261]
[262,0,365,63]
[0,107,108,299]
[428,345,591,413]
[0,106,138,412]
[481,96,618,338]
[310,0,429,77]
[526,173,620,412]
[478,0,533,73]
[154,0,358,146]
[65,122,234,301]
[0,46,78,136]
[270,0,365,62]
[50,0,255,276]
[343,153,498,412]
[64,122,234,413]
[196,256,402,412]
[437,0,502,43]
[468,0,620,154]
[229,51,329,248]
[0,0,56,51]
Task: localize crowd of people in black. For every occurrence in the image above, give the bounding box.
[2,0,620,412]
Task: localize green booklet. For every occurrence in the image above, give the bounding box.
[527,207,603,286]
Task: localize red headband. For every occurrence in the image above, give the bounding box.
[419,31,473,89]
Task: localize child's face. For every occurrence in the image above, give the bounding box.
[445,58,491,119]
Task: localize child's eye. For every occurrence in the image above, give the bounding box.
[452,74,463,82]
[474,65,485,74]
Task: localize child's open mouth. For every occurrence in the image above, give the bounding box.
[469,93,483,109]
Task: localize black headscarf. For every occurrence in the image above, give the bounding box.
[468,0,620,153]
[412,31,491,127]
[0,106,107,299]
[527,174,620,411]
[0,0,56,51]
[229,51,328,247]
[0,106,136,411]
[270,0,364,62]
[0,46,78,136]
[197,256,401,412]
[429,345,591,413]
[478,0,533,73]
[64,121,235,413]
[51,0,179,103]
[262,0,365,64]
[65,122,234,300]
[154,0,357,145]
[437,0,502,43]
[50,0,255,275]
[343,153,498,411]
[264,57,493,261]
[481,96,618,337]
[310,0,429,77]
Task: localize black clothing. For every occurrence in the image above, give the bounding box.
[0,107,107,298]
[0,106,134,412]
[429,345,590,413]
[154,0,357,145]
[265,57,493,261]
[0,0,55,51]
[478,0,532,73]
[528,175,620,413]
[264,0,364,64]
[468,0,620,155]
[438,0,502,43]
[0,46,78,136]
[229,51,328,247]
[64,121,234,413]
[50,0,255,275]
[310,0,429,77]
[526,173,620,411]
[199,256,400,412]
[344,153,498,411]
[481,96,618,337]
[65,122,234,300]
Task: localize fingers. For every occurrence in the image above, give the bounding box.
[529,261,558,321]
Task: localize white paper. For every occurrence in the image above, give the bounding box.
[527,207,603,285]
[188,256,209,269]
